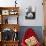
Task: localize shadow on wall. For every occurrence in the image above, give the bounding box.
[18,26,44,44]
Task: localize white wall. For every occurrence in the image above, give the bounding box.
[0,0,44,26]
[17,0,44,26]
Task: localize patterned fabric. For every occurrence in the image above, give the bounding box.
[21,28,41,46]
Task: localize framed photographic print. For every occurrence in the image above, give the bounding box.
[1,28,13,41]
[2,10,9,15]
[25,12,35,19]
[25,6,35,19]
[9,10,18,15]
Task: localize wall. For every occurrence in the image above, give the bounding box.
[0,0,44,26]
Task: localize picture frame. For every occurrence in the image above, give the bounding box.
[2,10,9,15]
[9,10,18,15]
[1,28,18,41]
[1,28,13,41]
[25,12,35,19]
[25,6,35,19]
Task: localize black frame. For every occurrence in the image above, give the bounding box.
[25,12,35,19]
